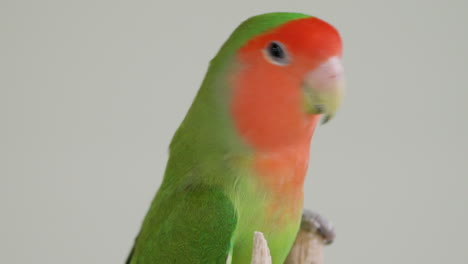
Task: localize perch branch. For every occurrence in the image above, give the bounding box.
[251,232,272,264]
[251,210,335,264]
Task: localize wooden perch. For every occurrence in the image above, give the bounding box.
[251,210,335,264]
[251,232,272,264]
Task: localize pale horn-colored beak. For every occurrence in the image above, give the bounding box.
[302,56,345,124]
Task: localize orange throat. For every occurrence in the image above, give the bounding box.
[250,117,319,217]
[253,119,316,195]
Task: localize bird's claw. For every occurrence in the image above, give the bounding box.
[300,210,335,245]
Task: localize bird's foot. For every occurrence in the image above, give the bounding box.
[300,209,335,245]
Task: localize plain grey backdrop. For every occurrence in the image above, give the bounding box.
[2,0,467,263]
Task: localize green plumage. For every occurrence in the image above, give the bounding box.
[127,184,236,263]
[127,12,311,264]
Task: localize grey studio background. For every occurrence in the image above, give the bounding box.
[1,0,467,263]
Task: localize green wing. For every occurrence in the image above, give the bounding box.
[127,183,237,264]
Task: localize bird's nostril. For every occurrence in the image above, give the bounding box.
[329,73,338,79]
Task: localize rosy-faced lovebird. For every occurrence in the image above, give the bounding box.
[126,12,344,264]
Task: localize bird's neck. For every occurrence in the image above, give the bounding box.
[253,132,314,195]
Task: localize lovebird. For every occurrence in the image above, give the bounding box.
[126,12,344,264]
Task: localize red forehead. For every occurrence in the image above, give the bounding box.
[238,17,342,66]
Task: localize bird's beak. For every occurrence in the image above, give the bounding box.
[302,56,345,124]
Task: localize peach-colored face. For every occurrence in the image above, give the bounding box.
[230,17,342,152]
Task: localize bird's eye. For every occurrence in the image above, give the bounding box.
[264,41,290,66]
